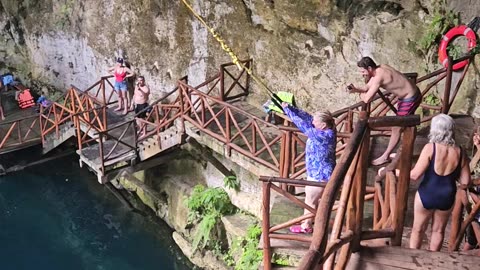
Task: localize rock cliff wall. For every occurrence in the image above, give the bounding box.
[0,0,478,113]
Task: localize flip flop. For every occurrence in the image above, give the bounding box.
[289,225,313,234]
[371,157,391,166]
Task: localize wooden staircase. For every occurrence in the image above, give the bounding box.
[42,121,75,154]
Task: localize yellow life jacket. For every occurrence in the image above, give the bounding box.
[18,89,35,109]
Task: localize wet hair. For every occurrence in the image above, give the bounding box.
[313,111,335,129]
[116,58,124,64]
[428,113,455,145]
[357,56,378,69]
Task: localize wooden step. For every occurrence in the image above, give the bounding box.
[346,246,480,270]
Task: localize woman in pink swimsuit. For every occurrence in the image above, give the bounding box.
[108,58,134,115]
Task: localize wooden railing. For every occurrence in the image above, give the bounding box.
[179,80,282,171]
[40,76,117,150]
[94,77,188,175]
[273,55,474,142]
[259,114,420,270]
[0,115,41,151]
[448,182,480,251]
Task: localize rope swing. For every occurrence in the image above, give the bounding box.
[180,0,284,111]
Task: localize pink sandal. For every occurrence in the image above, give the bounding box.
[289,225,313,234]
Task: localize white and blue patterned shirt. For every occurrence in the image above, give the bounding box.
[284,105,336,181]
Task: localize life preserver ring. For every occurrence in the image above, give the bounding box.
[438,25,477,70]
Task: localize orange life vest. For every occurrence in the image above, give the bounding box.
[18,89,35,109]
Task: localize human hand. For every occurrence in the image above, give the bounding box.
[377,167,386,177]
[474,133,480,149]
[281,102,289,108]
[346,84,354,93]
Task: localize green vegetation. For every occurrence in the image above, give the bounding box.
[417,91,441,122]
[186,185,236,252]
[223,175,240,191]
[413,0,460,70]
[224,224,263,270]
[272,255,290,266]
[416,1,459,54]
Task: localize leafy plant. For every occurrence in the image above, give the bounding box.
[225,224,263,270]
[419,92,441,119]
[186,185,236,252]
[273,255,290,266]
[447,44,464,60]
[223,175,240,191]
[414,0,460,71]
[423,92,441,106]
[416,0,459,54]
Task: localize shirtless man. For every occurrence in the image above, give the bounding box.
[131,76,150,136]
[348,56,421,166]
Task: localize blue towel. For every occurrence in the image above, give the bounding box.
[2,75,14,86]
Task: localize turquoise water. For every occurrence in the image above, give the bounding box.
[0,149,194,270]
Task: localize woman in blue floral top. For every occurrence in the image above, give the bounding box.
[282,102,337,233]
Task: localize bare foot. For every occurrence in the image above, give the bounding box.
[371,156,391,166]
[114,107,122,112]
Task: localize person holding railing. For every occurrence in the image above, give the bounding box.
[281,102,337,233]
[463,132,480,251]
[347,56,422,166]
[108,58,135,115]
[391,114,470,251]
[131,76,150,137]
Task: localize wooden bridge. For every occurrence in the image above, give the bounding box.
[1,55,480,269]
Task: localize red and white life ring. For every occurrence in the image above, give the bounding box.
[438,25,477,70]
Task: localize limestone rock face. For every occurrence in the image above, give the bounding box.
[0,0,478,113]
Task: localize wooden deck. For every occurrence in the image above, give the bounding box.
[0,88,41,154]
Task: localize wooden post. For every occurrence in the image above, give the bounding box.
[351,128,370,251]
[391,126,415,246]
[225,108,231,156]
[373,186,381,228]
[262,182,272,270]
[448,191,465,251]
[101,79,106,105]
[39,108,44,145]
[282,130,292,188]
[324,141,361,270]
[99,133,105,176]
[442,56,453,114]
[179,83,185,133]
[220,65,225,101]
[335,128,370,269]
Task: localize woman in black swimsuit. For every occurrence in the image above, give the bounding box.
[404,114,470,251]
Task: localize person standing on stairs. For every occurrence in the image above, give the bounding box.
[347,56,421,166]
[131,76,150,137]
[281,102,337,233]
[398,114,470,251]
[109,58,135,115]
[463,131,480,251]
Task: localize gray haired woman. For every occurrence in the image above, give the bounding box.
[404,114,470,251]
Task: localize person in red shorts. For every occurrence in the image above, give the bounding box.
[347,56,421,165]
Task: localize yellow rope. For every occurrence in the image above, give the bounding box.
[180,0,276,97]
